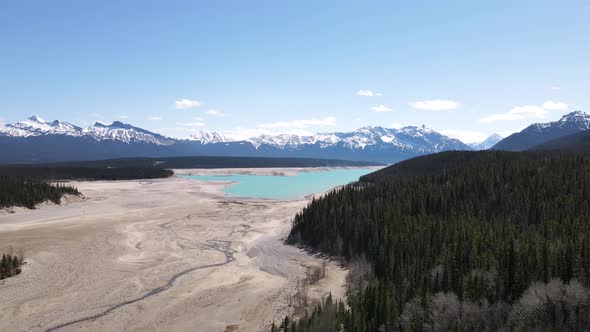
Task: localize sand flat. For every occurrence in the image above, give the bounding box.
[0,171,346,332]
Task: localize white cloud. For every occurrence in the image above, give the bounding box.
[480,101,569,124]
[258,117,336,129]
[440,130,488,144]
[480,105,547,123]
[178,121,205,127]
[391,122,404,129]
[205,109,225,117]
[194,117,204,121]
[371,105,393,112]
[409,99,461,111]
[551,86,561,91]
[542,101,569,111]
[175,98,202,110]
[148,115,163,121]
[356,89,382,97]
[119,115,129,120]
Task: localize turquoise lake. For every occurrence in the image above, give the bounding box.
[181,168,376,199]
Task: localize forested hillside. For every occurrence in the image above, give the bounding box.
[533,129,590,152]
[0,177,80,209]
[285,151,590,331]
[42,156,383,169]
[0,166,174,181]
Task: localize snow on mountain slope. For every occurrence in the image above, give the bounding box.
[0,116,471,155]
[492,111,590,151]
[0,116,83,137]
[244,125,470,152]
[469,134,503,150]
[84,121,175,145]
[0,116,174,145]
[188,130,228,144]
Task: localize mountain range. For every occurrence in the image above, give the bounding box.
[0,116,478,164]
[1,112,587,165]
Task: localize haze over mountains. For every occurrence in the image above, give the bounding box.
[1,111,588,164]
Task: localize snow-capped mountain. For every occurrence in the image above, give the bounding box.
[84,121,175,145]
[245,125,469,153]
[0,115,471,164]
[0,116,174,146]
[0,116,83,137]
[469,134,503,150]
[188,130,228,144]
[493,111,590,151]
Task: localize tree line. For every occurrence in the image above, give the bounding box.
[0,252,24,280]
[0,166,174,180]
[0,177,80,209]
[283,151,590,331]
[43,156,383,169]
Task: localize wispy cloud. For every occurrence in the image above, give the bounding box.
[551,86,561,91]
[175,98,202,110]
[177,121,205,127]
[440,130,488,144]
[480,105,547,123]
[148,115,163,121]
[542,101,569,111]
[371,104,393,112]
[195,117,204,121]
[258,117,336,129]
[480,101,569,123]
[391,122,404,129]
[119,115,129,120]
[205,109,225,117]
[409,99,461,111]
[356,89,382,97]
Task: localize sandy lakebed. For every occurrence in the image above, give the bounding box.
[0,167,377,332]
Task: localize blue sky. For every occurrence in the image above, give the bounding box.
[1,1,589,142]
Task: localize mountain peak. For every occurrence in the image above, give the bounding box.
[110,121,132,128]
[27,115,47,123]
[189,130,228,144]
[493,111,589,151]
[560,110,588,121]
[470,133,503,150]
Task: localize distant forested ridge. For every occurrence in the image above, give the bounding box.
[285,151,590,331]
[0,166,174,181]
[42,156,384,169]
[0,177,80,209]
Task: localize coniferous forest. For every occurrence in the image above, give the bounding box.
[0,166,174,181]
[284,151,590,331]
[0,177,80,209]
[0,252,24,280]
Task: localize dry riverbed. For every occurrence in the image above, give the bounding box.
[0,169,348,332]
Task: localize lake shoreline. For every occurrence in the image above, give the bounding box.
[0,172,349,331]
[176,166,381,200]
[173,165,383,177]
